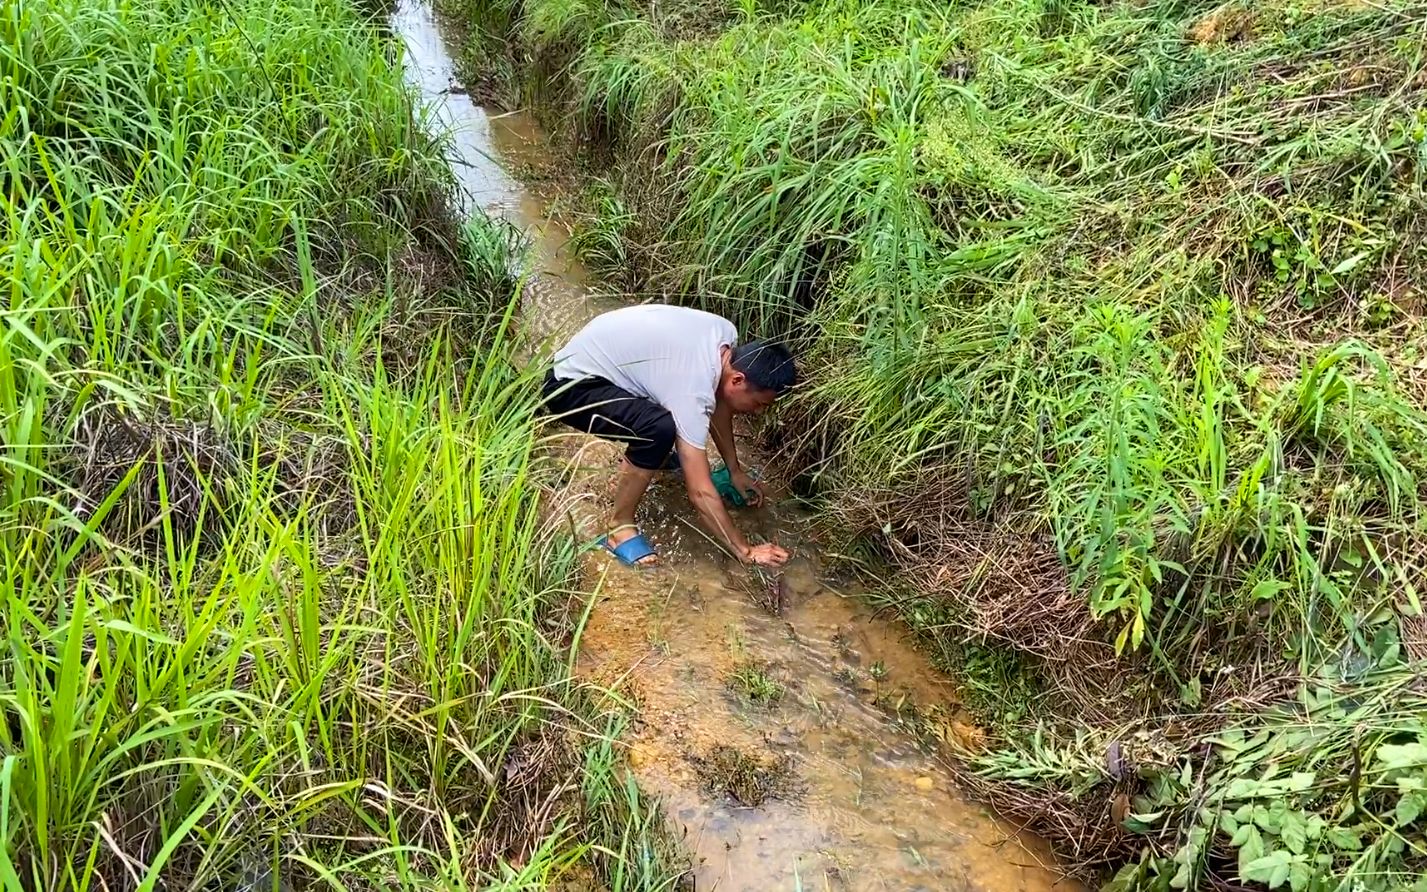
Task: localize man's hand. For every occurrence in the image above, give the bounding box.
[744,543,789,567]
[729,469,765,506]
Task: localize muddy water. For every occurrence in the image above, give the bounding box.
[394,3,1083,889]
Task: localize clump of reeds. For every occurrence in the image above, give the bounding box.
[0,0,683,887]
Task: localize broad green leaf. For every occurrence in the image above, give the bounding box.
[1329,250,1372,276]
[1254,799,1287,834]
[1231,822,1252,846]
[1251,579,1290,600]
[1396,790,1425,827]
[1215,729,1246,749]
[1219,810,1240,835]
[1237,825,1265,876]
[1242,850,1294,888]
[1226,778,1262,799]
[1376,742,1427,772]
[1103,863,1145,892]
[1280,812,1307,855]
[1325,826,1362,851]
[1125,810,1166,833]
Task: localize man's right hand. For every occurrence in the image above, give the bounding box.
[745,543,789,567]
[675,440,788,568]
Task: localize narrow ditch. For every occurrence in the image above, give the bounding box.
[393,2,1086,888]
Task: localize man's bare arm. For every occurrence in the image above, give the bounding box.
[709,398,742,475]
[676,439,751,559]
[710,397,763,505]
[676,439,788,566]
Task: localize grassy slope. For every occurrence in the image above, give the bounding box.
[449,0,1427,887]
[0,0,680,888]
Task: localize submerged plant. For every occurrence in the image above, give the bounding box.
[728,661,786,705]
[692,744,795,807]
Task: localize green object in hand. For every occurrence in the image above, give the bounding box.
[711,465,753,507]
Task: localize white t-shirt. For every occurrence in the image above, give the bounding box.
[552,304,738,449]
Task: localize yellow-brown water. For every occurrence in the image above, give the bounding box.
[394,3,1084,888]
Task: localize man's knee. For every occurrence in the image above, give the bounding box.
[627,409,676,470]
[648,411,676,453]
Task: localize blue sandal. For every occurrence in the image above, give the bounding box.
[600,524,659,567]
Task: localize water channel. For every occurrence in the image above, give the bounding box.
[392,3,1085,888]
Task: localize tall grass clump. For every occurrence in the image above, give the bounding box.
[0,0,682,887]
[455,0,1427,885]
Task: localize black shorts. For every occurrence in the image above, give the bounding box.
[541,371,678,471]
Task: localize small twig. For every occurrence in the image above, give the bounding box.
[1282,83,1390,106]
[1349,730,1364,815]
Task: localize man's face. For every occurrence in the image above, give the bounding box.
[721,372,778,415]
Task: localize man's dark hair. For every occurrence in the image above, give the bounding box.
[731,340,797,395]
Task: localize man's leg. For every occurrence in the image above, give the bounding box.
[542,374,676,564]
[608,459,657,555]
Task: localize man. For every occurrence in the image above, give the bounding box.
[541,304,795,569]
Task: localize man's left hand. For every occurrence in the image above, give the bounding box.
[730,469,765,506]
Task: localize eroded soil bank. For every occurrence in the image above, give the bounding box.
[395,0,1086,888]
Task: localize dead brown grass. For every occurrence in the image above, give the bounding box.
[66,405,238,547]
[1187,2,1256,44]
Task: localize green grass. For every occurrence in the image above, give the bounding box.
[727,661,784,705]
[452,0,1427,885]
[494,0,1427,667]
[0,0,684,887]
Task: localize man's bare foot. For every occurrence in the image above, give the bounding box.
[606,525,659,566]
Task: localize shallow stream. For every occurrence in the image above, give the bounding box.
[393,3,1084,888]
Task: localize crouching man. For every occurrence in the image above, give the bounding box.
[541,304,795,568]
